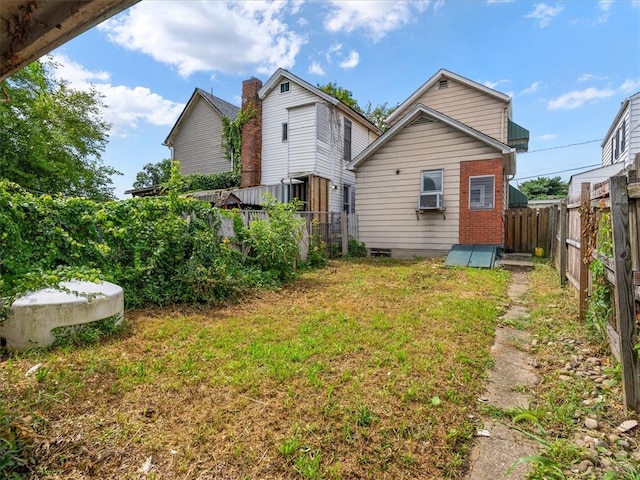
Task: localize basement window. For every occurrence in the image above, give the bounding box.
[439,79,448,89]
[280,82,290,93]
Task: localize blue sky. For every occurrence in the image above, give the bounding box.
[48,0,640,198]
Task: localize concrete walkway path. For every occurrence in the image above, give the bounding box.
[464,271,540,479]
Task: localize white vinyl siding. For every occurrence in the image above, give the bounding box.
[603,107,630,167]
[355,117,500,254]
[602,93,640,168]
[261,77,378,212]
[261,81,318,185]
[390,78,508,143]
[173,97,229,175]
[631,96,640,160]
[288,105,316,176]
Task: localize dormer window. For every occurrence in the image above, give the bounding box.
[439,79,448,89]
[280,82,290,93]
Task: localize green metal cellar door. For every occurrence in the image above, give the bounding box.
[444,244,498,268]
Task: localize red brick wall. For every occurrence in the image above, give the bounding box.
[240,78,263,188]
[459,159,504,245]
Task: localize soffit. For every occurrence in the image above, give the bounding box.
[1,0,139,81]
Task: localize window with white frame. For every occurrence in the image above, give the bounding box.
[419,169,443,210]
[280,82,290,93]
[422,169,443,194]
[282,122,288,141]
[469,175,494,210]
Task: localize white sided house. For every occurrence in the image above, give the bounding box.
[601,91,640,169]
[164,88,240,176]
[348,69,528,258]
[239,69,381,212]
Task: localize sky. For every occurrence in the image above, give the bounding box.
[46,0,640,198]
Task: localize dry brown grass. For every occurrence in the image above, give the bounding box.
[1,258,509,479]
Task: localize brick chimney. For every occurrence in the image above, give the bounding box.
[240,77,263,188]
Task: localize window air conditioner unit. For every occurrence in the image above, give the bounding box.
[419,192,443,210]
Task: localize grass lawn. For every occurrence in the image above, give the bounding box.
[1,258,509,479]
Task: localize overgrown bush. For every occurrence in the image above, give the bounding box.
[231,194,305,281]
[305,221,328,268]
[180,171,240,192]
[347,237,367,258]
[0,179,305,314]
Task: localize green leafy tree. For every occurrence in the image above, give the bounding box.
[132,158,173,188]
[0,58,119,200]
[518,176,568,200]
[318,82,396,131]
[318,81,359,111]
[362,100,397,132]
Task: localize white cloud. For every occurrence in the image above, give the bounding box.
[522,81,541,94]
[48,55,110,84]
[325,43,343,63]
[524,3,563,28]
[308,62,326,76]
[547,87,616,110]
[99,1,307,77]
[598,0,613,11]
[340,50,360,69]
[49,54,184,136]
[538,134,558,141]
[577,73,611,83]
[620,78,640,93]
[483,78,509,90]
[323,1,431,41]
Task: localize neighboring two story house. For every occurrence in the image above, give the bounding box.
[157,71,380,213]
[164,88,240,175]
[568,91,639,203]
[239,69,381,212]
[601,91,640,169]
[347,69,529,258]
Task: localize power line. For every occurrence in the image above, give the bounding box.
[520,138,603,154]
[513,164,601,182]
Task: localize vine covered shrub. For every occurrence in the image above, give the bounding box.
[180,171,240,193]
[0,180,304,312]
[586,211,613,343]
[231,194,305,282]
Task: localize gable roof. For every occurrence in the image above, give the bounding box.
[348,104,516,175]
[386,68,512,125]
[164,88,240,146]
[259,68,382,135]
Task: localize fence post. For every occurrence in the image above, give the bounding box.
[341,213,348,256]
[559,201,568,285]
[547,206,555,260]
[579,183,590,321]
[610,175,640,412]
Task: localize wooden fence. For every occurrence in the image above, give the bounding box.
[504,207,554,255]
[554,157,640,411]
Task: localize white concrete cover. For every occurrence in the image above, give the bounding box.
[1,280,124,351]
